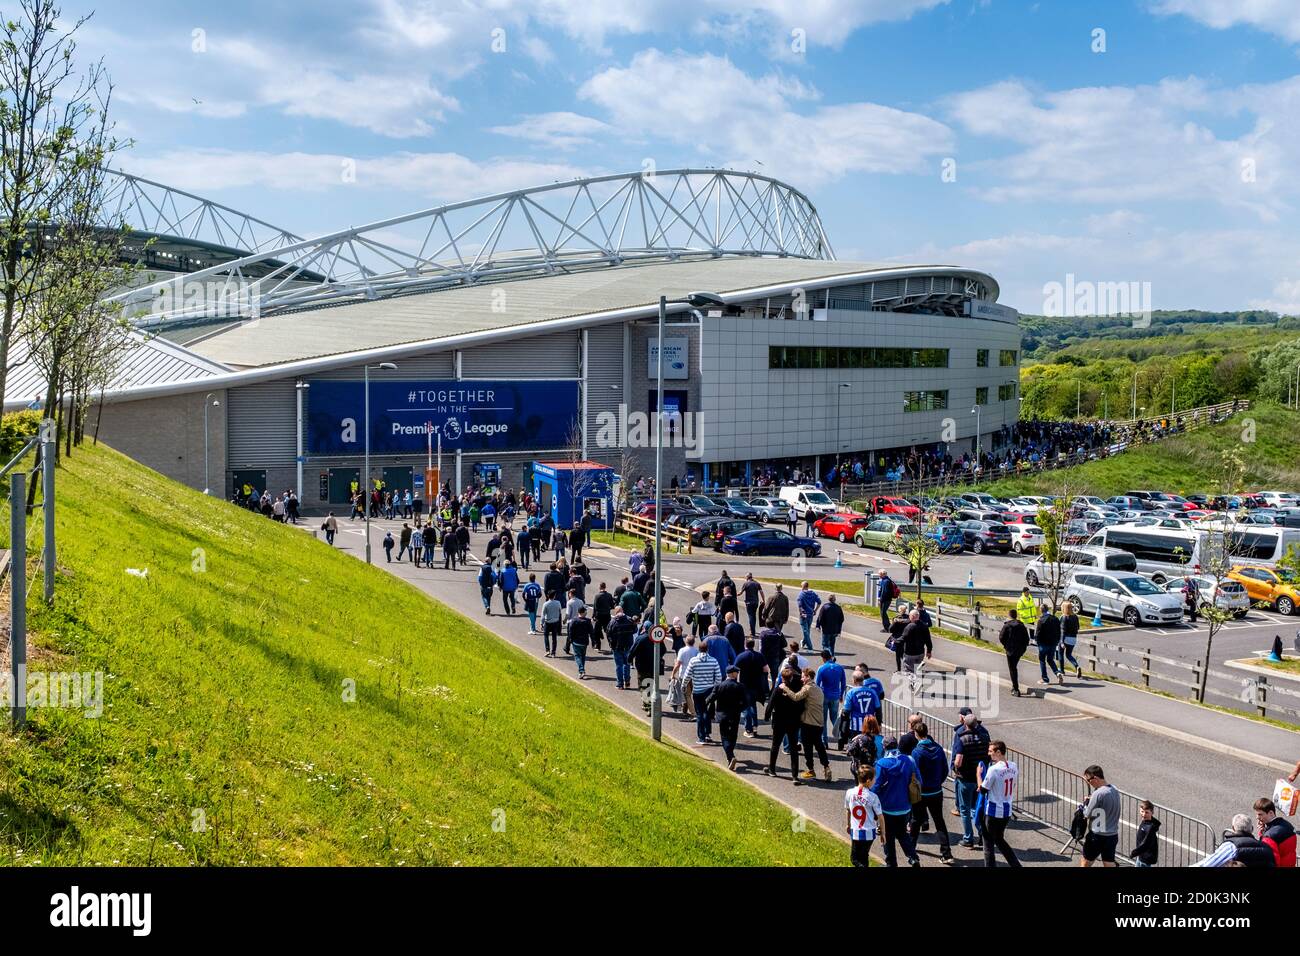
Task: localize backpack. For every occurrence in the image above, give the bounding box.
[889,580,900,600]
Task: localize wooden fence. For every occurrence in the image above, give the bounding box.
[613,511,693,553]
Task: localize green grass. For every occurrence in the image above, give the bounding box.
[1246,657,1300,675]
[976,403,1300,498]
[0,442,845,866]
[589,530,647,551]
[761,578,1016,613]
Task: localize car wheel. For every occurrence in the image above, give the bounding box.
[746,548,759,557]
[1013,542,1023,554]
[1123,606,1141,626]
[1026,570,1040,587]
[1066,595,1084,616]
[1233,609,1249,619]
[791,547,807,559]
[972,539,985,555]
[1150,574,1167,586]
[838,531,847,543]
[1278,595,1296,616]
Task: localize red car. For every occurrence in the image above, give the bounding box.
[813,513,871,542]
[871,496,920,519]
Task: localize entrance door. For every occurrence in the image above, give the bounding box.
[231,469,266,502]
[328,468,360,505]
[538,480,554,518]
[383,466,413,497]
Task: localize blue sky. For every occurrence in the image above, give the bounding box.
[53,0,1300,312]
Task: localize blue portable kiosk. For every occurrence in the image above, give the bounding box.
[532,460,615,531]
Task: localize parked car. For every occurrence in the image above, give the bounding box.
[778,485,838,519]
[664,509,704,530]
[676,494,728,516]
[925,522,966,554]
[721,528,821,558]
[957,520,1012,555]
[1064,571,1185,626]
[747,497,791,524]
[1106,496,1149,511]
[708,519,764,550]
[1005,521,1045,554]
[1023,546,1138,588]
[958,492,1005,510]
[854,518,920,550]
[866,495,921,519]
[714,496,761,519]
[633,500,688,520]
[813,513,872,542]
[688,516,731,546]
[1228,565,1300,615]
[957,508,1006,523]
[1162,574,1250,618]
[1005,496,1043,515]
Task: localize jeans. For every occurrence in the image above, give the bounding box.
[397,545,409,561]
[612,648,631,687]
[769,723,800,776]
[572,643,588,675]
[593,616,609,651]
[1059,641,1079,671]
[1006,653,1022,694]
[693,691,713,741]
[384,546,393,562]
[822,698,841,746]
[480,588,493,611]
[543,621,561,654]
[800,724,829,771]
[955,779,979,842]
[503,590,517,614]
[799,616,814,650]
[742,702,758,733]
[527,609,538,632]
[1038,642,1060,681]
[881,812,918,866]
[325,530,336,546]
[909,792,951,855]
[981,815,1021,867]
[879,597,892,631]
[518,550,529,570]
[822,631,839,657]
[746,603,759,635]
[719,716,739,761]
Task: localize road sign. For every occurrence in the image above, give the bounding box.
[650,625,666,644]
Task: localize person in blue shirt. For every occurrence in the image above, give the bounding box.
[908,722,953,864]
[870,736,921,867]
[876,570,897,631]
[499,561,520,616]
[703,626,737,675]
[815,650,846,748]
[521,574,543,633]
[515,526,531,569]
[796,582,821,651]
[734,638,769,736]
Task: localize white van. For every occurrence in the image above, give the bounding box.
[1087,523,1300,584]
[1023,546,1137,588]
[778,485,838,519]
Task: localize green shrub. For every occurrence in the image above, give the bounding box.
[0,409,42,461]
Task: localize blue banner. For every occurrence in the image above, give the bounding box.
[306,379,580,454]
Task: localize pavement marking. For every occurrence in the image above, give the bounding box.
[986,714,1097,726]
[1039,788,1206,855]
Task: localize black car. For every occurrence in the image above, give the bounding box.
[676,495,728,516]
[957,520,1013,555]
[708,519,764,550]
[688,516,731,546]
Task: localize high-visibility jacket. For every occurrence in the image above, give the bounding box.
[1016,594,1039,628]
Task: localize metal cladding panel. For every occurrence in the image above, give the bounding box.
[460,330,579,378]
[310,352,456,380]
[227,379,297,467]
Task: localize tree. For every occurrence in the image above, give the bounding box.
[0,0,113,406]
[563,418,597,534]
[1033,484,1096,615]
[1194,448,1249,703]
[886,499,948,605]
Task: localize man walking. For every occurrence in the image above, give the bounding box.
[797,582,821,652]
[815,650,845,748]
[1035,600,1063,685]
[740,572,764,636]
[782,667,831,782]
[591,581,614,651]
[567,606,593,679]
[872,736,921,866]
[952,711,991,849]
[706,666,750,771]
[541,593,563,657]
[998,608,1030,697]
[1016,587,1039,639]
[761,583,790,633]
[978,740,1021,867]
[1080,765,1121,868]
[685,644,723,745]
[816,594,845,657]
[606,607,636,690]
[877,570,897,631]
[909,722,953,864]
[735,637,769,737]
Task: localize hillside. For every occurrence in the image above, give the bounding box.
[0,442,843,866]
[978,403,1300,498]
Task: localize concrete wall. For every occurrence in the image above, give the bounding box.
[96,389,227,493]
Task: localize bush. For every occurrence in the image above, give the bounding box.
[0,410,42,461]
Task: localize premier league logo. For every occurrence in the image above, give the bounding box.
[443,418,463,441]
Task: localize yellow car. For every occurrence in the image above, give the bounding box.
[1228,565,1300,615]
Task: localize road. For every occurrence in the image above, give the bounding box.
[320,515,1288,865]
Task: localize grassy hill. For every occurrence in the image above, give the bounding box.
[979,403,1300,498]
[0,442,843,866]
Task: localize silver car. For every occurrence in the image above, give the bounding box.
[747,497,792,524]
[1064,571,1185,626]
[1163,574,1250,618]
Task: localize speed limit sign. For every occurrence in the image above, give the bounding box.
[650,625,666,644]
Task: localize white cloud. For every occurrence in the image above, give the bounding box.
[125,149,592,201]
[1151,0,1300,43]
[578,50,951,184]
[946,77,1293,218]
[1250,278,1300,314]
[489,112,612,150]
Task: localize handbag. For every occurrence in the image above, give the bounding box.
[885,635,897,652]
[908,773,923,805]
[686,610,697,627]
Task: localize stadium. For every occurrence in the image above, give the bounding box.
[4,168,1021,506]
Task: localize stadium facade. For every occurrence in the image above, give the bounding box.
[6,169,1021,504]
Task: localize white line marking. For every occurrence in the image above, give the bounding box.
[1039,788,1204,854]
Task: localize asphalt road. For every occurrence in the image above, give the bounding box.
[330,515,1285,863]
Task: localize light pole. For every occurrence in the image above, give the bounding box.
[970,405,982,468]
[1132,371,1139,421]
[653,290,724,741]
[295,380,310,500]
[836,382,850,498]
[364,361,398,563]
[1076,380,1081,419]
[203,393,220,495]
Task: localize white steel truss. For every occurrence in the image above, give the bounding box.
[111,169,834,329]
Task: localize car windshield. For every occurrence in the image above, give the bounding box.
[987,523,1008,532]
[897,524,920,535]
[804,491,833,504]
[1117,576,1162,595]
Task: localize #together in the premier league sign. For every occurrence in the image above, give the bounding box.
[306,380,580,454]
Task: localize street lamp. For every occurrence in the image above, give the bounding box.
[836,382,850,496]
[971,405,982,468]
[364,361,398,563]
[203,393,220,495]
[295,381,310,501]
[652,290,724,741]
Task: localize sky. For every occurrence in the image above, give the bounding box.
[47,0,1300,314]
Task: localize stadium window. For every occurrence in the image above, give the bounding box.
[904,390,949,412]
[976,349,989,367]
[1000,349,1018,366]
[798,346,813,368]
[975,387,989,406]
[998,382,1018,401]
